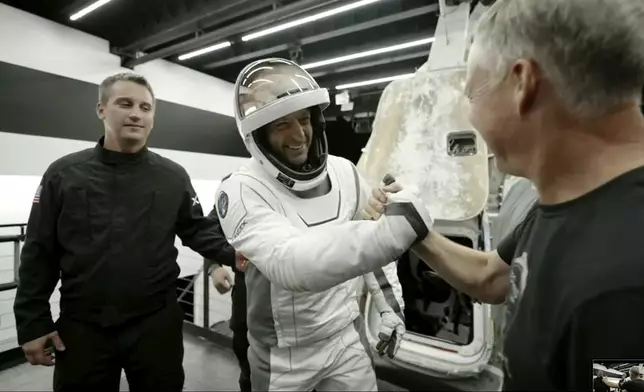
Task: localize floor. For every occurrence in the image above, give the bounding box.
[0,330,407,391]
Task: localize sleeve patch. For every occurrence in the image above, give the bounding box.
[191,195,201,207]
[33,185,43,204]
[217,191,229,219]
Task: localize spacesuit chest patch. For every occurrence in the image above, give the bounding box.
[218,191,229,219]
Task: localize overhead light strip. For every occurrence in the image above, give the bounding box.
[335,73,415,90]
[178,41,232,61]
[302,37,434,70]
[70,0,114,21]
[241,0,383,42]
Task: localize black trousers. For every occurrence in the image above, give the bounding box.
[232,328,251,392]
[230,272,251,392]
[53,301,185,392]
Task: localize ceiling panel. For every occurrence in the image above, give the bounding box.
[2,0,440,117]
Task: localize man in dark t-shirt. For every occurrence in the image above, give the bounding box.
[367,1,644,390]
[619,367,644,392]
[492,170,644,389]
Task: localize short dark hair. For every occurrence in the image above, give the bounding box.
[98,73,155,104]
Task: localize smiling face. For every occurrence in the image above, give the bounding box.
[265,109,313,167]
[97,80,155,152]
[464,41,542,177]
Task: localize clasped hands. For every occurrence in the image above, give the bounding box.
[361,180,403,221]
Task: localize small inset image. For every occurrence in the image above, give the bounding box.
[593,361,644,392]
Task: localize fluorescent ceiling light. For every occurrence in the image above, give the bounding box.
[70,0,114,21]
[303,37,434,70]
[335,73,414,90]
[242,0,382,42]
[178,42,232,61]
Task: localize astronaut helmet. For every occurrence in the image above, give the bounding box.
[234,58,330,191]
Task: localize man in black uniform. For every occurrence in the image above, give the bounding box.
[594,371,610,392]
[13,73,235,392]
[205,175,251,392]
[366,0,644,390]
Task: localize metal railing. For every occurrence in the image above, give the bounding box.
[176,260,232,348]
[0,222,231,350]
[0,223,26,293]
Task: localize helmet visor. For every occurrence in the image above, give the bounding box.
[236,58,321,121]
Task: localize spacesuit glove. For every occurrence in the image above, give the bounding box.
[375,310,406,359]
[383,185,434,246]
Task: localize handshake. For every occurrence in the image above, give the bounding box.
[359,174,433,359]
[361,174,434,246]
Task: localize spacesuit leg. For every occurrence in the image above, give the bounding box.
[247,336,321,392]
[315,317,378,392]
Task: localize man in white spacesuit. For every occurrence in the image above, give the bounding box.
[215,58,433,391]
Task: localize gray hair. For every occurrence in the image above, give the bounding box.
[98,72,155,104]
[472,0,644,116]
[630,366,642,378]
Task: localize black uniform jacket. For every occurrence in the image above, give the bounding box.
[14,137,232,344]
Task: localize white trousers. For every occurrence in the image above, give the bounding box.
[248,317,378,391]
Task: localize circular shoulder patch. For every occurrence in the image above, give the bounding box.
[218,191,229,219]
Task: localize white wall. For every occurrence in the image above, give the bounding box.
[0,3,235,117]
[0,2,247,353]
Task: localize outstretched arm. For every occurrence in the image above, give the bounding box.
[412,231,512,304]
[216,175,430,293]
[366,179,527,304]
[354,168,405,316]
[602,378,619,388]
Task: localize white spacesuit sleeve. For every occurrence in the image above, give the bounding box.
[364,273,392,312]
[354,168,406,316]
[364,268,405,317]
[215,175,425,293]
[370,260,405,315]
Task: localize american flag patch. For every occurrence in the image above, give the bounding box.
[33,185,42,204]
